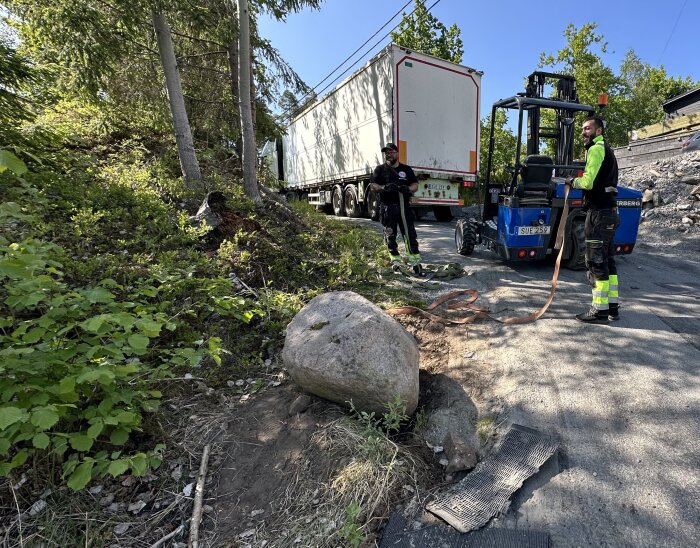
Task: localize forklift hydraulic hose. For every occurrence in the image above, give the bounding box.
[387,186,572,325]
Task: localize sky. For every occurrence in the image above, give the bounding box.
[258,0,698,120]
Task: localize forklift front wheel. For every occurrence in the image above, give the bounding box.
[455,219,476,256]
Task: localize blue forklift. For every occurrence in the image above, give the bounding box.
[455,72,642,269]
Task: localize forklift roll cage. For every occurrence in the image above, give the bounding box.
[482,72,595,221]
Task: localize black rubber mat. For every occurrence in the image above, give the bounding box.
[379,513,550,548]
[426,425,558,533]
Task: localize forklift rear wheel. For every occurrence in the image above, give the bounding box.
[563,218,586,270]
[455,219,476,255]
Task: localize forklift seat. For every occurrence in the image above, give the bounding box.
[517,155,554,204]
[521,155,553,189]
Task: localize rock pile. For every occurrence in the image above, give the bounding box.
[619,150,700,253]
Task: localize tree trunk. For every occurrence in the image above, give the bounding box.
[236,0,262,205]
[226,39,243,167]
[152,11,202,187]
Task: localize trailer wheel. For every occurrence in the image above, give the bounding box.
[367,189,380,221]
[413,208,426,221]
[344,186,362,218]
[331,185,345,216]
[455,219,476,255]
[433,205,454,222]
[563,218,586,270]
[285,191,298,202]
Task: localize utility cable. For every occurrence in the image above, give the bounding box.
[307,0,413,94]
[279,0,444,121]
[657,0,688,65]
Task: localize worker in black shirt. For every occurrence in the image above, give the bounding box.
[370,142,422,276]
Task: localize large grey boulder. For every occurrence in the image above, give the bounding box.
[282,291,419,415]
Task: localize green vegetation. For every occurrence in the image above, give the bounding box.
[0,50,406,498]
[391,0,464,63]
[540,23,698,152]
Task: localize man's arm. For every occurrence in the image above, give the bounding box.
[370,166,383,192]
[572,144,604,190]
[406,166,419,194]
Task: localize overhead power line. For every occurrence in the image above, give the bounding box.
[280,0,444,121]
[657,0,688,65]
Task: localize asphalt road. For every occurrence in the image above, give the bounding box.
[345,212,700,546]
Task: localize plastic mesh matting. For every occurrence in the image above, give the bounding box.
[379,513,551,548]
[426,425,558,533]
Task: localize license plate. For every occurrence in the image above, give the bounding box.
[517,225,551,235]
[425,183,449,191]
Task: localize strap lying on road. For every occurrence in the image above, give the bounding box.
[387,187,571,325]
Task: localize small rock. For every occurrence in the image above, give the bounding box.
[183,483,195,497]
[114,523,130,535]
[439,458,450,466]
[121,476,136,487]
[463,351,476,359]
[203,505,214,514]
[593,472,598,477]
[239,528,256,539]
[171,466,183,481]
[678,203,692,211]
[681,175,700,185]
[443,431,478,473]
[184,373,193,380]
[425,321,445,333]
[288,394,313,416]
[682,217,694,225]
[127,500,147,514]
[251,509,265,518]
[227,380,236,388]
[107,503,121,513]
[99,494,115,506]
[89,485,103,495]
[432,445,444,454]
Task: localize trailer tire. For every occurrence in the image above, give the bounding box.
[285,191,298,202]
[413,208,426,221]
[455,219,476,255]
[563,218,586,270]
[433,205,454,222]
[367,189,380,221]
[344,186,362,218]
[331,185,345,216]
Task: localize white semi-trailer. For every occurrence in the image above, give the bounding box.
[265,44,482,222]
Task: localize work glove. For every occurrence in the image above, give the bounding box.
[383,183,398,192]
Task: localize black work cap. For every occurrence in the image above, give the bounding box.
[381,142,398,152]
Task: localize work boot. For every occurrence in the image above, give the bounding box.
[575,307,609,324]
[390,255,402,272]
[412,263,424,277]
[608,304,620,321]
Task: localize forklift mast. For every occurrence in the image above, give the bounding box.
[525,71,580,166]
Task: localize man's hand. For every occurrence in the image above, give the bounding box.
[383,183,398,192]
[564,177,574,189]
[397,185,411,194]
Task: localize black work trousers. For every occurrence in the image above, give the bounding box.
[380,203,419,257]
[584,208,620,282]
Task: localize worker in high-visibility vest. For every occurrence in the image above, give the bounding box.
[566,116,620,323]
